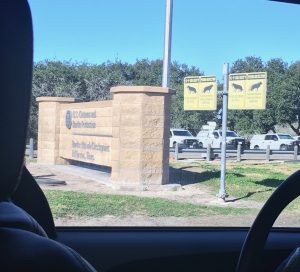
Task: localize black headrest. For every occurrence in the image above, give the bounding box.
[0,1,33,199]
[0,201,47,237]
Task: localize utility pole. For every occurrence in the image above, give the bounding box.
[162,0,173,87]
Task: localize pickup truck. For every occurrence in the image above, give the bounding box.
[250,133,297,150]
[169,128,199,149]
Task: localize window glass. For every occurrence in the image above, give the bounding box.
[25,0,300,228]
[278,134,293,140]
[213,132,219,138]
[220,131,238,137]
[173,130,193,136]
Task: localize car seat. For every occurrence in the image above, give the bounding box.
[0,1,97,271]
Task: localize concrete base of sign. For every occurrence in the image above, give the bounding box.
[35,178,67,186]
[110,183,182,192]
[33,163,181,192]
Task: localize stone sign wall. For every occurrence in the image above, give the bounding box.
[37,86,174,188]
[59,101,112,166]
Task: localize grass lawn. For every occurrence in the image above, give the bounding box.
[42,162,300,220]
[44,190,251,219]
[170,161,300,204]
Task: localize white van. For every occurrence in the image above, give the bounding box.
[250,134,296,150]
[169,128,199,148]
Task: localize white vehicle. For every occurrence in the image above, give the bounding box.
[196,122,245,149]
[250,133,296,150]
[197,129,245,149]
[169,128,199,148]
[294,135,300,141]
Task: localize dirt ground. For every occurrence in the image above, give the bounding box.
[26,162,300,227]
[54,214,300,227]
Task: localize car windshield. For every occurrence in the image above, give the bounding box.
[278,134,293,139]
[220,131,238,137]
[25,0,300,228]
[173,130,193,136]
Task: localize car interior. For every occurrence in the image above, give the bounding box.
[2,0,300,271]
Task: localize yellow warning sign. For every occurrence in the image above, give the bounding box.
[184,76,217,110]
[228,72,267,110]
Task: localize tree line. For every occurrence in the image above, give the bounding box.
[29,57,300,140]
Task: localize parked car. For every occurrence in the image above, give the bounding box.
[169,128,199,148]
[197,129,246,149]
[293,136,300,147]
[294,136,300,140]
[250,133,297,150]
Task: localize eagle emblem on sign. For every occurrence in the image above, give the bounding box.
[65,110,72,129]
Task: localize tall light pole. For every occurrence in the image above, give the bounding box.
[162,0,173,88]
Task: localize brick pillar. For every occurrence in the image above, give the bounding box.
[110,86,175,188]
[36,97,75,164]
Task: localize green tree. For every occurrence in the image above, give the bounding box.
[29,57,300,140]
[77,61,131,101]
[253,58,287,134]
[275,61,300,135]
[29,61,83,139]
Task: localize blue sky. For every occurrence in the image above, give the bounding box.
[28,0,300,80]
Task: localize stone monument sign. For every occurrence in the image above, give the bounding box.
[37,86,174,188]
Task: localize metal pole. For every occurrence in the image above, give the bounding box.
[29,138,34,159]
[237,142,241,162]
[207,144,211,162]
[162,0,173,88]
[217,63,229,200]
[294,144,298,160]
[266,145,271,162]
[175,142,179,161]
